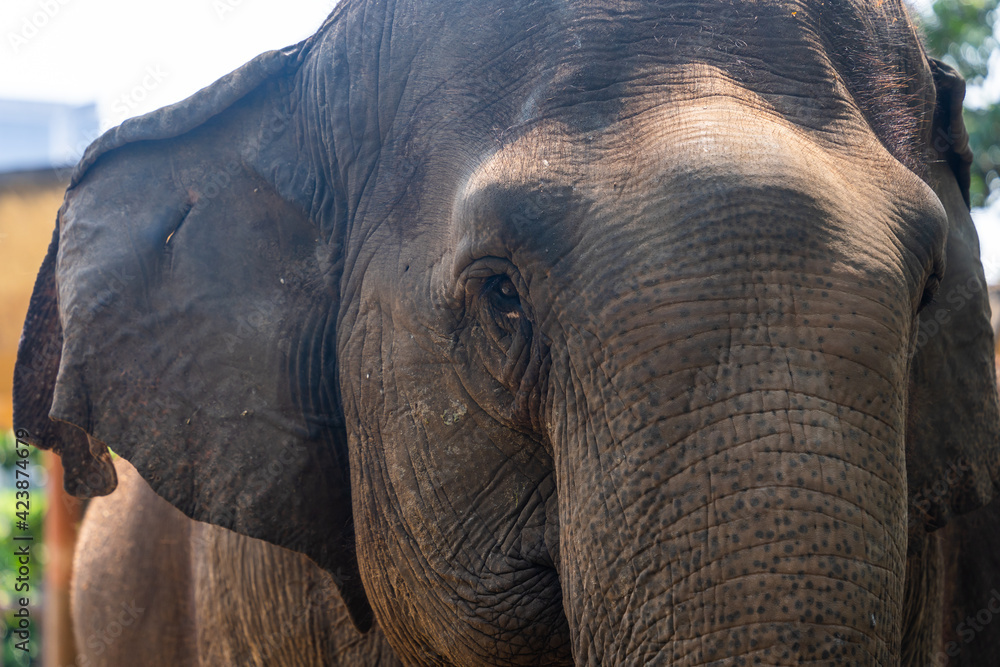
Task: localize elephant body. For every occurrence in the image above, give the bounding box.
[73,458,399,666]
[15,1,1000,664]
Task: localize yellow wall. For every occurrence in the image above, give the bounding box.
[0,177,66,429]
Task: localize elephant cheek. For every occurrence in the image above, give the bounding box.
[342,314,572,665]
[548,298,910,664]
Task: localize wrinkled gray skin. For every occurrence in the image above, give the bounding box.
[73,458,400,666]
[14,1,1000,665]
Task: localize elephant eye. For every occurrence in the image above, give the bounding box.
[917,272,940,314]
[483,275,522,317]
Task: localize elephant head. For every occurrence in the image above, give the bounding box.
[15,1,1000,663]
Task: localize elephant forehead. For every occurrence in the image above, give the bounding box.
[471,85,836,189]
[413,0,929,153]
[453,77,934,246]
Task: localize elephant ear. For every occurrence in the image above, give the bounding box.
[12,47,373,629]
[14,229,118,496]
[906,59,1000,530]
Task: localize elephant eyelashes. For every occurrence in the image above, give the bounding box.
[483,275,523,318]
[464,268,536,379]
[916,272,941,314]
[465,269,542,425]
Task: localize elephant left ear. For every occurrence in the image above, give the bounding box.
[906,59,1000,530]
[13,45,374,631]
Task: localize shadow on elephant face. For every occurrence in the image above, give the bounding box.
[13,1,1000,664]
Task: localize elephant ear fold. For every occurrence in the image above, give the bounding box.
[13,227,117,497]
[13,47,374,630]
[905,59,1000,530]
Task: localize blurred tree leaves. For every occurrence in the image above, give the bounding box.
[920,0,1000,207]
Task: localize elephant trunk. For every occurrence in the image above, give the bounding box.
[548,234,913,664]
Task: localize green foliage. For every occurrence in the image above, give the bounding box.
[964,106,1000,204]
[919,0,1000,207]
[923,0,997,82]
[0,431,46,667]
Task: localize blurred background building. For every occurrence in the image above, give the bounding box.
[0,100,97,174]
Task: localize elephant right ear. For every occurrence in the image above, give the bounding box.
[12,46,374,629]
[905,59,1000,530]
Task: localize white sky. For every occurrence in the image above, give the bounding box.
[3,0,1000,281]
[0,0,336,128]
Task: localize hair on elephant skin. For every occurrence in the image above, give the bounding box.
[74,457,400,666]
[14,0,1000,664]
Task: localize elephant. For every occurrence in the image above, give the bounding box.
[13,0,1000,664]
[72,456,400,666]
